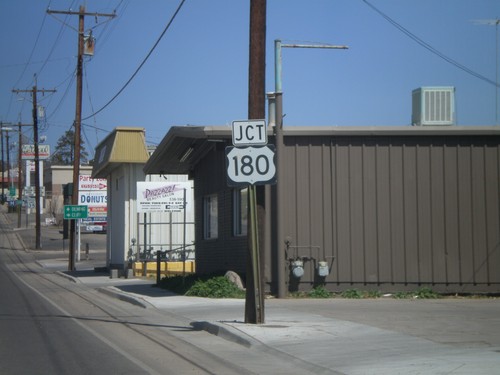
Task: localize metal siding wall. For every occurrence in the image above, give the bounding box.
[416,144,433,282]
[471,145,487,284]
[485,145,500,284]
[280,135,500,292]
[321,143,335,277]
[363,141,378,283]
[295,143,310,254]
[283,141,297,262]
[335,141,352,282]
[403,144,419,283]
[310,144,325,274]
[443,145,460,283]
[457,145,474,285]
[389,145,406,283]
[375,143,392,283]
[350,143,365,282]
[429,145,447,284]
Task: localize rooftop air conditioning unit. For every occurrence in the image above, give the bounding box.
[412,86,455,126]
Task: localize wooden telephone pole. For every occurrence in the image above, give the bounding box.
[246,0,267,324]
[12,86,56,249]
[47,6,115,270]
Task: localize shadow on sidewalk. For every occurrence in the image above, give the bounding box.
[63,269,110,279]
[114,283,177,298]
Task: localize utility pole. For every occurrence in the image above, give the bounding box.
[0,122,13,203]
[5,130,11,197]
[47,6,115,270]
[16,123,31,228]
[246,0,266,324]
[12,86,56,249]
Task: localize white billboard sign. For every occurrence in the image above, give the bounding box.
[22,144,50,160]
[137,181,190,213]
[78,175,108,218]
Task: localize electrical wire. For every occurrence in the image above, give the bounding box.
[5,0,75,123]
[93,0,130,54]
[11,8,48,91]
[37,12,71,79]
[361,0,499,88]
[82,0,187,121]
[83,64,97,128]
[45,69,75,119]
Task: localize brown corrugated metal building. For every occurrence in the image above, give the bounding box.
[144,125,500,294]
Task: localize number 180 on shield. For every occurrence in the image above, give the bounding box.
[225,145,276,186]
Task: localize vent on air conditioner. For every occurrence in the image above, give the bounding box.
[412,86,455,126]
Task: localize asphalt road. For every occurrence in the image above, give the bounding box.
[0,214,250,374]
[1,210,340,375]
[3,207,500,374]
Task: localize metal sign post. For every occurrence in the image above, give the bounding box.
[227,119,275,324]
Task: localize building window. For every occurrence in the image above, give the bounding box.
[203,194,218,239]
[233,188,248,236]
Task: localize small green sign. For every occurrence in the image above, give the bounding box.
[64,205,88,219]
[9,187,16,196]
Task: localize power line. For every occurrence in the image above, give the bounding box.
[361,0,499,88]
[11,10,48,90]
[93,0,130,54]
[45,70,76,121]
[82,0,187,121]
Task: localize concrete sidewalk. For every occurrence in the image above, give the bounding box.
[4,207,500,374]
[107,287,500,375]
[37,251,500,374]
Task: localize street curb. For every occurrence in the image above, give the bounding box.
[190,321,254,348]
[97,286,152,308]
[94,283,256,348]
[54,270,82,284]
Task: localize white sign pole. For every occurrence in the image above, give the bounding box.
[77,219,81,262]
[25,160,31,215]
[39,160,44,214]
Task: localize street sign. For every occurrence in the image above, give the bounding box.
[23,186,45,197]
[64,205,88,219]
[232,120,267,146]
[24,186,35,196]
[225,145,276,186]
[26,197,35,209]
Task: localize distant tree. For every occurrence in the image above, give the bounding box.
[50,129,89,165]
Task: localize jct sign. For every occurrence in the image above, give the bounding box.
[232,120,267,146]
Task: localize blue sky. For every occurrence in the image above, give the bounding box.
[1,0,499,158]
